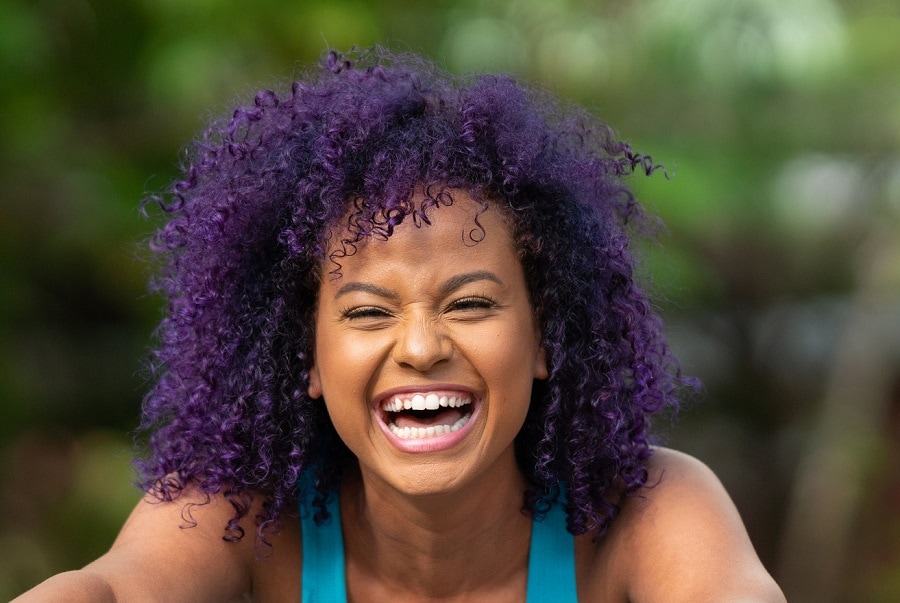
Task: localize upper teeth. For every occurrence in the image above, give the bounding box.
[383,394,472,413]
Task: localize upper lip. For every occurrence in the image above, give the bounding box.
[372,384,479,410]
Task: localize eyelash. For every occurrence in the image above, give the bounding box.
[339,296,497,320]
[341,306,392,320]
[446,296,497,312]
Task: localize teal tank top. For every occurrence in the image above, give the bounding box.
[300,484,578,602]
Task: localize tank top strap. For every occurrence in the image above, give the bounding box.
[299,475,347,603]
[298,478,577,602]
[526,489,578,602]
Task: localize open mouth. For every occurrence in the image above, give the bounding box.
[380,393,474,440]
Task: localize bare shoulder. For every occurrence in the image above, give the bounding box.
[586,447,785,603]
[15,483,300,602]
[100,485,259,601]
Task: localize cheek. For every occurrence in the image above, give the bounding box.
[313,331,385,416]
[319,366,375,445]
[469,322,540,393]
[323,396,364,426]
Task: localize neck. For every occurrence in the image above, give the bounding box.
[340,453,532,600]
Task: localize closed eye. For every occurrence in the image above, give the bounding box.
[446,296,497,312]
[341,306,393,320]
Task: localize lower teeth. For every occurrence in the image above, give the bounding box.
[388,413,471,439]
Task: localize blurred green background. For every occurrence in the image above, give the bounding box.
[1,0,898,600]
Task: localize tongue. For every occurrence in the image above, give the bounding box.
[394,407,464,429]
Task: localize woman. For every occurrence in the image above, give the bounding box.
[16,48,784,601]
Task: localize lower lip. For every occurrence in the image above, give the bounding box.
[376,403,481,453]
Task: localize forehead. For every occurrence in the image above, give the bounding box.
[319,193,521,286]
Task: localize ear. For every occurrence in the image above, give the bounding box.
[533,345,548,380]
[308,363,323,399]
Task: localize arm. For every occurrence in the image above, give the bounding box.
[13,485,255,602]
[12,571,118,602]
[616,448,785,603]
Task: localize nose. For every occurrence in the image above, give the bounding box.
[391,314,452,372]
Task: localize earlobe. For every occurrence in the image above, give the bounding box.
[534,346,549,380]
[308,364,323,399]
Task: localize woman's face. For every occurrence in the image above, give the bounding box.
[308,192,547,496]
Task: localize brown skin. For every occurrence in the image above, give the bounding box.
[13,449,784,602]
[578,449,786,602]
[14,194,784,602]
[307,196,548,502]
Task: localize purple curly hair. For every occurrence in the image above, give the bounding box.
[138,46,689,543]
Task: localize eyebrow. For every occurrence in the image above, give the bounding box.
[437,270,503,298]
[334,282,399,301]
[333,270,503,301]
